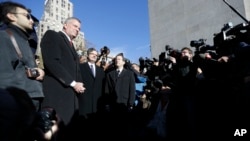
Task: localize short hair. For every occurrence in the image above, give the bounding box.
[64,17,81,24]
[131,63,139,67]
[181,47,193,54]
[0,1,31,24]
[87,48,97,55]
[115,53,125,61]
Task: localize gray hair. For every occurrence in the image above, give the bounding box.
[64,17,81,24]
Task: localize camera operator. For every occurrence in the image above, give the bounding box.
[216,41,250,130]
[139,57,161,82]
[158,45,181,74]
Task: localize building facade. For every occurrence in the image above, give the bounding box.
[36,0,86,68]
[148,0,250,58]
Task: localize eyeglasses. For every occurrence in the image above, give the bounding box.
[11,13,32,20]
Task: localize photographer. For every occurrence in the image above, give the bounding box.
[0,1,44,111]
[96,46,113,71]
[139,57,161,82]
[0,87,59,141]
[166,47,199,140]
[216,41,250,130]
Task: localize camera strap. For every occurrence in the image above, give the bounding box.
[6,29,23,59]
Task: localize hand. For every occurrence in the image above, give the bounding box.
[36,68,45,81]
[73,82,86,94]
[218,56,230,63]
[168,56,176,64]
[43,120,59,140]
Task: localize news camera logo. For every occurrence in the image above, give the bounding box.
[234,129,247,137]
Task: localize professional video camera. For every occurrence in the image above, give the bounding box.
[191,38,215,52]
[213,22,250,56]
[192,0,250,59]
[159,45,181,64]
[190,0,250,80]
[190,38,206,48]
[139,57,156,72]
[213,0,250,56]
[138,57,160,81]
[190,36,226,79]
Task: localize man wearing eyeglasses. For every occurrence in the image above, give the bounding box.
[0,1,47,141]
[0,1,44,109]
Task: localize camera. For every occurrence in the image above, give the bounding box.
[35,107,57,133]
[97,46,111,67]
[159,45,181,65]
[100,46,110,55]
[190,39,206,48]
[139,57,154,71]
[26,67,40,78]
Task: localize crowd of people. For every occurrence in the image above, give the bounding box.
[1,1,250,141]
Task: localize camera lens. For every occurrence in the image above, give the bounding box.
[31,68,39,77]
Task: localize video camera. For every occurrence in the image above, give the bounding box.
[213,0,250,56]
[159,45,181,65]
[139,57,154,71]
[190,39,206,48]
[190,38,215,54]
[190,0,250,79]
[213,22,250,56]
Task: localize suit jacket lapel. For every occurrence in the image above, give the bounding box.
[59,31,78,58]
[84,63,95,78]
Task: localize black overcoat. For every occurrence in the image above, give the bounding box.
[105,68,136,108]
[78,63,105,118]
[41,30,82,125]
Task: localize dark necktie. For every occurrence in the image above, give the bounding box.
[117,70,120,77]
[70,40,73,47]
[90,65,95,77]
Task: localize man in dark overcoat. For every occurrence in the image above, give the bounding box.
[40,17,85,126]
[78,48,106,118]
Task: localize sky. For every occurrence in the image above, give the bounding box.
[5,0,151,64]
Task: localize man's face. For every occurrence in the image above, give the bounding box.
[132,64,140,72]
[10,7,34,32]
[64,19,81,40]
[115,55,125,68]
[88,50,98,63]
[181,49,192,61]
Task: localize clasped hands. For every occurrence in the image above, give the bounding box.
[73,82,86,94]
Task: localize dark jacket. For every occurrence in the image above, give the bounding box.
[0,24,44,99]
[41,30,82,125]
[105,68,136,108]
[78,63,106,118]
